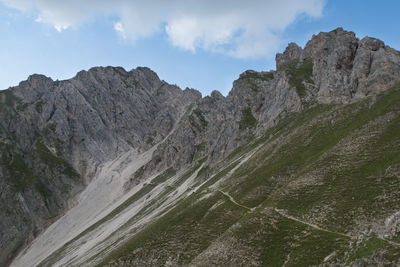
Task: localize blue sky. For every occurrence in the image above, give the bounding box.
[0,0,399,96]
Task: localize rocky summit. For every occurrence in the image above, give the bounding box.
[2,28,400,266]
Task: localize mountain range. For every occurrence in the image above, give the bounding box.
[2,27,400,266]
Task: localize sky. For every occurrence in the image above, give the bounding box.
[0,0,399,96]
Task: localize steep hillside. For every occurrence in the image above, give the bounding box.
[0,67,200,266]
[4,28,400,266]
[91,82,400,266]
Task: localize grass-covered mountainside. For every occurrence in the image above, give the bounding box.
[5,28,400,266]
[100,84,400,266]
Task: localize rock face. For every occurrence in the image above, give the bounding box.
[0,66,200,266]
[134,68,303,185]
[276,27,400,103]
[1,28,400,266]
[276,42,303,70]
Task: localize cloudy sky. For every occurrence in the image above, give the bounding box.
[1,0,399,95]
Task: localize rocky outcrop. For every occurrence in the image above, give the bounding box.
[276,43,303,70]
[276,27,400,103]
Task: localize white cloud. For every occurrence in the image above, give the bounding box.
[0,0,325,58]
[114,21,126,39]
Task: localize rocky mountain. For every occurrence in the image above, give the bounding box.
[2,28,400,266]
[143,28,400,180]
[0,66,200,266]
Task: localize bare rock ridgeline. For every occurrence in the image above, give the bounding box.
[276,27,400,103]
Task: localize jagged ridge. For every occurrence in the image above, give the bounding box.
[2,28,400,266]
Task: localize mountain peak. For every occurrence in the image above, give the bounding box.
[275,42,303,69]
[360,36,385,51]
[274,28,400,103]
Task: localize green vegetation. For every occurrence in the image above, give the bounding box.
[133,165,146,180]
[189,108,208,132]
[281,59,313,97]
[179,156,208,182]
[192,142,206,160]
[238,71,274,92]
[35,180,50,199]
[0,90,21,110]
[99,84,400,266]
[153,155,162,165]
[347,237,386,262]
[193,108,208,127]
[239,71,274,82]
[35,100,45,113]
[0,143,52,199]
[0,144,35,191]
[98,192,246,266]
[145,136,153,144]
[41,124,67,157]
[196,165,209,178]
[266,86,400,232]
[151,168,176,184]
[127,140,134,147]
[198,161,239,191]
[35,141,79,179]
[231,211,349,266]
[239,107,257,130]
[42,123,57,139]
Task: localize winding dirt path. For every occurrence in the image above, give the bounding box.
[217,190,400,248]
[273,208,350,238]
[218,190,253,211]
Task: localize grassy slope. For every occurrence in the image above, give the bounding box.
[98,85,400,266]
